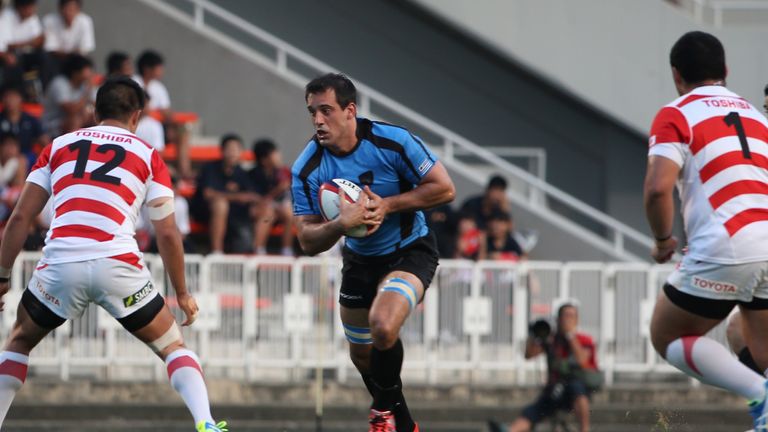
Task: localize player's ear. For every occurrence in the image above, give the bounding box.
[346,102,357,120]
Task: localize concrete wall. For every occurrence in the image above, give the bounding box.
[411,0,768,134]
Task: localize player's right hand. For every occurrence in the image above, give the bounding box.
[651,236,678,264]
[177,293,199,326]
[0,281,8,312]
[337,189,369,230]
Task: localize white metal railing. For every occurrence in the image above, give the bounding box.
[680,0,768,27]
[5,253,725,386]
[135,0,653,261]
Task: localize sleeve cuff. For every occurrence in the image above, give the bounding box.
[648,143,685,167]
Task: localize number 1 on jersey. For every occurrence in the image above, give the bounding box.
[724,111,751,159]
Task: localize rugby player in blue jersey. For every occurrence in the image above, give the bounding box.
[291,73,455,432]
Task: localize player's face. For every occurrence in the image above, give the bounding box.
[307,89,355,149]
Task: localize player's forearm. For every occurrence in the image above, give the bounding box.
[0,212,31,270]
[155,229,188,296]
[383,182,455,214]
[644,188,675,239]
[296,219,345,256]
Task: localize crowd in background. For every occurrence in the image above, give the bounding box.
[0,0,534,260]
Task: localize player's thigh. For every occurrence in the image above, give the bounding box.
[650,290,724,356]
[4,296,56,353]
[91,257,169,339]
[369,271,425,333]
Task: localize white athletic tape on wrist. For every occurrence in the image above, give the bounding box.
[380,278,418,312]
[0,267,10,278]
[343,323,373,344]
[148,322,182,353]
[148,199,175,221]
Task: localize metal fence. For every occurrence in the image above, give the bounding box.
[3,253,727,385]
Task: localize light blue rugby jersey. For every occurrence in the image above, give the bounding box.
[291,118,438,256]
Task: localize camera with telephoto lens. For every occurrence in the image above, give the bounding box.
[529,318,552,342]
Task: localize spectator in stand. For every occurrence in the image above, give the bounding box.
[132,50,170,115]
[132,49,191,177]
[105,51,132,78]
[764,84,768,115]
[455,211,484,260]
[460,174,511,231]
[41,53,93,136]
[483,210,525,261]
[250,138,293,256]
[136,92,165,151]
[0,0,46,100]
[191,134,258,254]
[0,133,28,222]
[0,84,45,161]
[425,203,457,258]
[43,0,94,58]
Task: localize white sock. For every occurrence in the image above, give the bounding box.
[0,351,28,426]
[165,349,214,424]
[667,336,766,401]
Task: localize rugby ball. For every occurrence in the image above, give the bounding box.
[318,179,373,238]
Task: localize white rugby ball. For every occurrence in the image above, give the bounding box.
[318,178,373,238]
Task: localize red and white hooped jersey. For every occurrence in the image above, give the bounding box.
[27,125,173,264]
[649,85,768,264]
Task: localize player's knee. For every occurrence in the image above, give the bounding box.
[369,316,399,349]
[726,313,745,352]
[649,327,671,359]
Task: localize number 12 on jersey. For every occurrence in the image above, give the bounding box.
[68,139,126,185]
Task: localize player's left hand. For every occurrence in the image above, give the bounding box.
[362,186,388,225]
[177,293,200,326]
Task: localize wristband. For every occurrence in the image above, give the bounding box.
[654,234,672,242]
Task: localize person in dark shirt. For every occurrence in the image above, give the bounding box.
[0,85,45,162]
[483,210,524,261]
[191,133,258,253]
[460,174,511,231]
[250,138,293,256]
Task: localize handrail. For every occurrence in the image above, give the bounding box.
[139,0,654,260]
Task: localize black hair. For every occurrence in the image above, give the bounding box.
[487,175,508,191]
[61,54,93,79]
[670,31,726,84]
[95,77,146,122]
[253,138,277,162]
[0,132,19,144]
[106,52,130,76]
[557,303,578,318]
[305,73,357,108]
[59,0,81,7]
[220,133,243,149]
[488,210,512,222]
[0,84,23,98]
[137,50,164,76]
[13,0,36,8]
[764,84,768,97]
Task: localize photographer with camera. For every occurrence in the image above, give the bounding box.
[508,302,599,432]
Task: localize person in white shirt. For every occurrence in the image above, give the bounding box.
[132,50,171,115]
[1,0,46,98]
[43,0,95,57]
[136,94,166,152]
[41,54,93,136]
